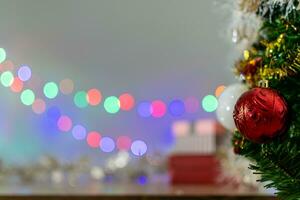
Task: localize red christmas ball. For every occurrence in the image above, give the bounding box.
[233,87,289,143]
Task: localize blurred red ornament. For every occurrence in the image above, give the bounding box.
[233,87,288,143]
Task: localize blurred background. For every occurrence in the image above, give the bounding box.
[0,0,261,194]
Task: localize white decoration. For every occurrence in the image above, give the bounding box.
[216,83,248,130]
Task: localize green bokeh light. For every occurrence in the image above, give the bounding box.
[0,71,14,87]
[0,48,6,63]
[43,82,59,99]
[104,96,120,114]
[202,95,218,112]
[20,89,35,106]
[74,91,88,108]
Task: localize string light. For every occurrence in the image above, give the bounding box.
[202,95,218,112]
[0,60,14,71]
[1,71,14,87]
[0,48,6,63]
[10,77,23,93]
[104,96,120,114]
[87,131,101,148]
[46,106,61,121]
[57,115,73,132]
[74,91,88,108]
[44,82,59,99]
[17,65,32,82]
[72,125,87,140]
[215,85,226,97]
[116,136,132,151]
[137,101,152,117]
[131,140,147,156]
[184,96,199,113]
[59,79,74,95]
[32,99,46,114]
[100,137,115,153]
[151,100,166,118]
[0,46,231,156]
[169,99,185,117]
[119,93,135,111]
[87,88,102,106]
[20,89,35,106]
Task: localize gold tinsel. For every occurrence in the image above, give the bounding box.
[235,33,300,86]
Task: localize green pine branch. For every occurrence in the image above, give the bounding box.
[232,1,300,199]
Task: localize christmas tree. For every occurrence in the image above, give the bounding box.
[230,0,300,199]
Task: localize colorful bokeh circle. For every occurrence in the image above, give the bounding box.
[131,140,147,156]
[104,96,120,114]
[87,131,101,148]
[137,101,152,118]
[202,95,218,112]
[20,89,35,106]
[100,137,115,153]
[44,82,59,99]
[116,136,132,151]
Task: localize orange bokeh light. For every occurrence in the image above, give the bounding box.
[215,85,226,97]
[87,88,102,106]
[119,93,135,111]
[10,77,23,93]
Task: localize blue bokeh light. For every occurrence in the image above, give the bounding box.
[100,137,115,153]
[46,106,61,122]
[136,175,148,185]
[131,140,147,156]
[72,125,87,140]
[17,65,32,82]
[169,99,185,116]
[137,101,152,117]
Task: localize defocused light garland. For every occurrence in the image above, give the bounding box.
[0,47,223,156]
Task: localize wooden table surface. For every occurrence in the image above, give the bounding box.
[0,183,276,199]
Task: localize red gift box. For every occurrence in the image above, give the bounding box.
[168,155,220,185]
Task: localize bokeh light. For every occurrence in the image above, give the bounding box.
[59,79,74,95]
[44,82,59,99]
[87,131,101,148]
[17,65,32,81]
[0,48,6,63]
[104,96,120,114]
[0,71,14,87]
[10,77,23,93]
[57,115,73,132]
[131,140,147,156]
[90,166,104,180]
[20,89,35,106]
[116,136,132,151]
[119,93,135,111]
[151,100,167,118]
[72,125,87,140]
[74,91,88,108]
[169,99,185,117]
[0,60,14,72]
[137,101,152,117]
[100,137,115,153]
[32,99,46,114]
[184,96,199,113]
[215,85,226,97]
[47,106,61,121]
[136,175,148,185]
[202,95,218,112]
[87,88,102,106]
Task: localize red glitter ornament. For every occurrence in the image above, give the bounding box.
[233,87,289,143]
